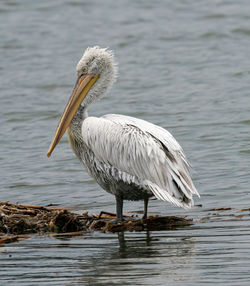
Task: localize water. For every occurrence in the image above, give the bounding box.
[0,0,250,284]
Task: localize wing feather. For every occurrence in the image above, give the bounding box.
[82,114,199,208]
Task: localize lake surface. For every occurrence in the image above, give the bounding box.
[0,0,250,285]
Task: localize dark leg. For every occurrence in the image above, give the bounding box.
[142,197,149,219]
[115,194,123,222]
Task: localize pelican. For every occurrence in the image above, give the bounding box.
[47,46,199,221]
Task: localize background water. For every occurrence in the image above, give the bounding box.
[0,0,250,285]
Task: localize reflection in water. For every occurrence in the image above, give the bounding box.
[76,231,197,285]
[1,215,250,285]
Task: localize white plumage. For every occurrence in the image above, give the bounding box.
[48,46,200,221]
[82,113,199,209]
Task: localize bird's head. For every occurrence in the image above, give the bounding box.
[47,46,117,157]
[77,46,117,79]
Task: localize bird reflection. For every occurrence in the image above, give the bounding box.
[76,231,197,285]
[117,231,153,256]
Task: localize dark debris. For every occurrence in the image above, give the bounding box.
[0,201,194,245]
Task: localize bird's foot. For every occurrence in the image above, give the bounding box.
[108,217,135,223]
[109,218,123,223]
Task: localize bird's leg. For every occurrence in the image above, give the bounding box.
[142,197,149,220]
[115,194,123,222]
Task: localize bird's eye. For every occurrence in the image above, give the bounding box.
[81,67,88,74]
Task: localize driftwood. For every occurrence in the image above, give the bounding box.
[0,201,90,235]
[0,201,193,245]
[0,234,29,245]
[2,201,248,246]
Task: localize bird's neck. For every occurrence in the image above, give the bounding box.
[66,105,88,159]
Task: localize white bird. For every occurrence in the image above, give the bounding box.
[47,46,199,221]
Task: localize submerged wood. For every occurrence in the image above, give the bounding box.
[0,201,193,244]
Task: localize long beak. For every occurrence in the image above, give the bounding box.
[47,73,99,157]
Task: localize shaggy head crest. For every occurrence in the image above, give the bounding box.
[76,46,118,78]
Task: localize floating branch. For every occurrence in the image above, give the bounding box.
[0,201,193,245]
[2,201,248,245]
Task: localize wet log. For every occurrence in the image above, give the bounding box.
[0,235,29,245]
[89,216,193,232]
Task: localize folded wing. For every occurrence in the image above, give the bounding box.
[81,114,199,208]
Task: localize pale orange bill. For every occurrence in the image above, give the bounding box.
[47,73,99,157]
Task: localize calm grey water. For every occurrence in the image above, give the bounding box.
[1,0,250,285]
